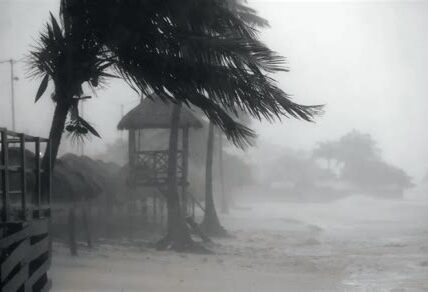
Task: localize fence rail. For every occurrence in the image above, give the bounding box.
[0,127,51,292]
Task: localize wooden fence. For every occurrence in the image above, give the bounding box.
[0,128,51,292]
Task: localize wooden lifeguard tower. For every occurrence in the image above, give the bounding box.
[117,95,202,226]
[0,127,52,291]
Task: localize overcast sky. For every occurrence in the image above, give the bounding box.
[1,0,428,180]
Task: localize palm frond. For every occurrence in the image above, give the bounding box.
[28,13,114,103]
[55,0,323,147]
[183,92,256,148]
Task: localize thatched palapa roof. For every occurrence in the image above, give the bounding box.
[117,94,203,130]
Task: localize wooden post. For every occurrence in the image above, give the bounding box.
[19,133,27,220]
[129,130,136,167]
[128,187,135,240]
[47,137,53,262]
[128,130,136,239]
[136,129,141,153]
[47,139,52,209]
[153,195,157,225]
[1,130,10,223]
[182,127,189,216]
[141,196,148,224]
[160,198,164,228]
[35,137,41,218]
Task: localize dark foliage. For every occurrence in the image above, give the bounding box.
[30,0,322,149]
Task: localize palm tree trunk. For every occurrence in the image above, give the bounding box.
[201,122,227,236]
[157,103,194,250]
[218,133,229,214]
[42,102,69,172]
[41,102,73,253]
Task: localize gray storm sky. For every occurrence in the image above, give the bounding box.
[1,0,428,180]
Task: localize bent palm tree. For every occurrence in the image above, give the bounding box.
[59,0,321,142]
[30,0,323,251]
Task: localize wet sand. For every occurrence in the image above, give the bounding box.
[51,193,428,291]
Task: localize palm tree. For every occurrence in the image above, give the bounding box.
[29,13,110,174]
[58,0,321,142]
[30,0,323,251]
[218,132,229,214]
[156,103,198,250]
[200,122,228,236]
[201,107,253,234]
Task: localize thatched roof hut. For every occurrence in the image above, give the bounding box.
[117,94,203,130]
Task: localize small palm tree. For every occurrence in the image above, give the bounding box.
[29,13,112,173]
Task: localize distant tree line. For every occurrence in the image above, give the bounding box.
[257,130,413,201]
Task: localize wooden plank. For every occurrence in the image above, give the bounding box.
[5,166,20,172]
[47,140,52,207]
[0,190,22,196]
[5,139,23,144]
[1,130,10,223]
[35,138,41,217]
[0,168,49,175]
[0,225,28,249]
[1,263,27,292]
[29,237,49,261]
[27,259,50,287]
[20,134,27,221]
[1,239,30,281]
[0,128,48,142]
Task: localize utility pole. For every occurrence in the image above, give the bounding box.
[0,59,19,131]
[10,60,16,131]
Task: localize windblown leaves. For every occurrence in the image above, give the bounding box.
[35,74,49,102]
[30,0,323,146]
[28,14,113,138]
